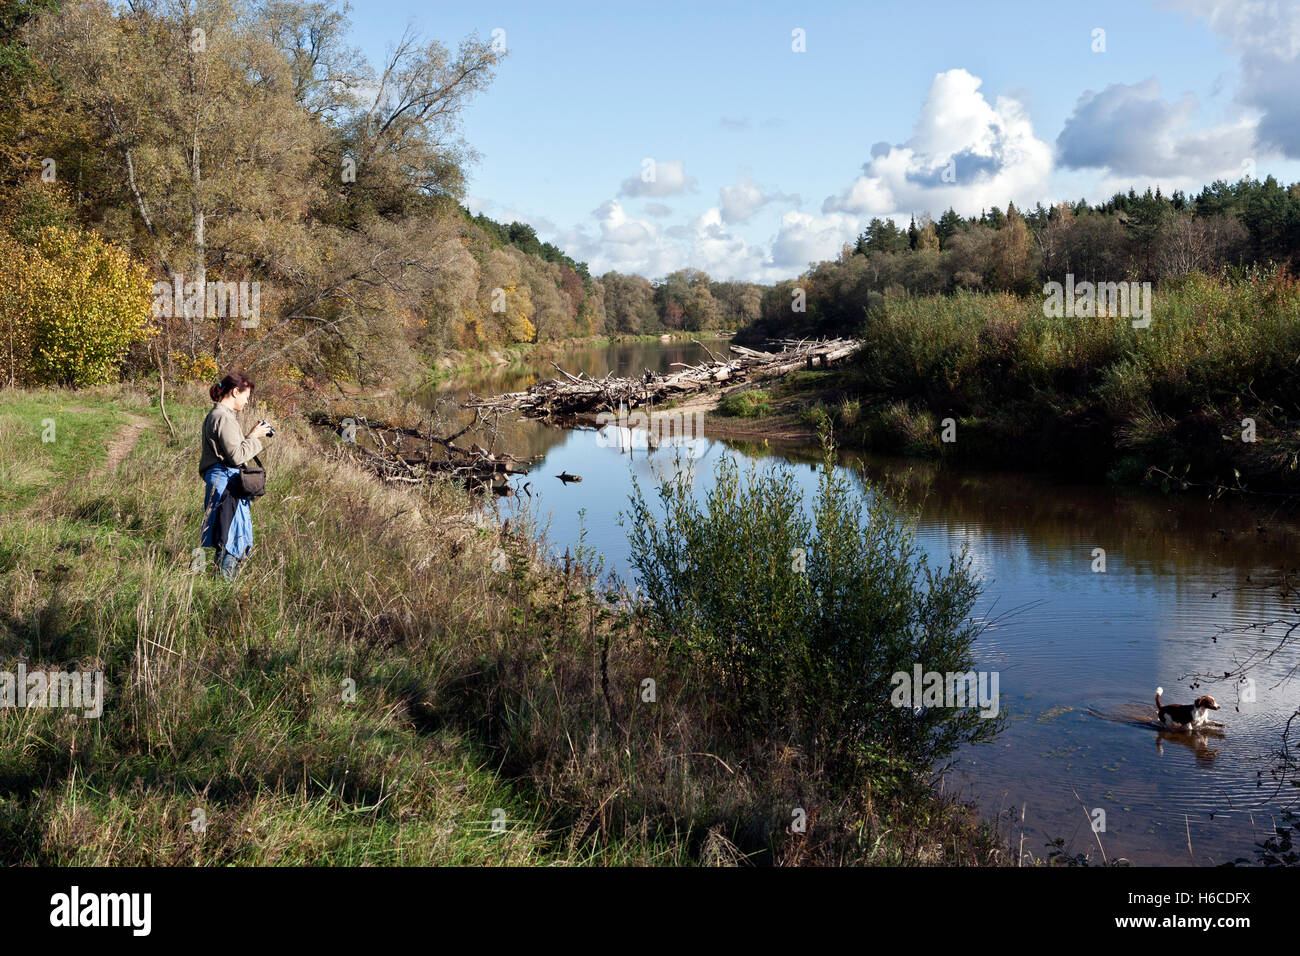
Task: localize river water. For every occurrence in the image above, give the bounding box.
[423,338,1300,866]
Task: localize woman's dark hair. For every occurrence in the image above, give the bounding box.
[210,371,254,403]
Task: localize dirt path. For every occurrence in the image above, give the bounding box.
[99,415,151,475]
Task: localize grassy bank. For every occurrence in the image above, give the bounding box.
[786,271,1300,493]
[0,384,1010,865]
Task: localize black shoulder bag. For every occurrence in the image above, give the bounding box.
[230,455,267,499]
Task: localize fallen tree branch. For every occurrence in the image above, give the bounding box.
[307,410,539,490]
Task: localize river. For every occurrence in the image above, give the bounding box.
[422,337,1300,866]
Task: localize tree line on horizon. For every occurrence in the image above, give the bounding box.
[742,176,1300,342]
[493,175,1300,346]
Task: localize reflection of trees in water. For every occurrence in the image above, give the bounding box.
[418,392,571,462]
[436,341,710,399]
[426,337,1300,606]
[716,437,1300,595]
[683,430,1300,611]
[715,436,1300,644]
[843,453,1300,594]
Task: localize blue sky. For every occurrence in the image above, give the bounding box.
[348,0,1300,281]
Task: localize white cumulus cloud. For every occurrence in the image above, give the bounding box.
[769,210,861,272]
[555,200,682,277]
[1057,77,1256,179]
[689,207,771,280]
[822,68,1053,219]
[1161,0,1300,157]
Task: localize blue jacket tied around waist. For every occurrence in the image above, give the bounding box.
[201,464,253,558]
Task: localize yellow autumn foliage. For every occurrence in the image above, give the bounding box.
[501,283,537,344]
[0,226,154,387]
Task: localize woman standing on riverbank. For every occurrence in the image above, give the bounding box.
[199,372,271,580]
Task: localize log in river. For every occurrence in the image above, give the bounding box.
[460,338,861,418]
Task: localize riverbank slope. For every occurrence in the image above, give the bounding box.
[0,384,1010,866]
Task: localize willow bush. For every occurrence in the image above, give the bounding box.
[624,440,999,787]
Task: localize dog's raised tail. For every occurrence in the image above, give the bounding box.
[1155,686,1164,708]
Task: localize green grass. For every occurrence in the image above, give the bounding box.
[0,385,578,864]
[0,393,129,506]
[717,388,774,418]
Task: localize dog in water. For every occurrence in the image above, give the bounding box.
[1155,686,1220,731]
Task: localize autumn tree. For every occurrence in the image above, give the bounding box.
[913,212,940,252]
[0,225,153,386]
[28,0,326,358]
[989,203,1037,293]
[601,271,657,334]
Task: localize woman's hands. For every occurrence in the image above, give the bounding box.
[250,420,272,440]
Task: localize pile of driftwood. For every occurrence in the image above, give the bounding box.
[307,410,537,491]
[462,338,861,418]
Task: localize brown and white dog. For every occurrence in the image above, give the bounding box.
[1155,687,1220,731]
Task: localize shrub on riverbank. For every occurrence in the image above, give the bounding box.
[0,227,153,387]
[625,445,999,786]
[839,270,1300,489]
